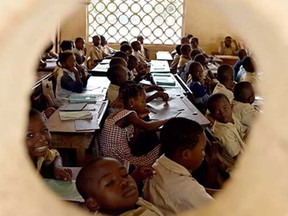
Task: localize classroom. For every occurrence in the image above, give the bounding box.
[2,0,288,215]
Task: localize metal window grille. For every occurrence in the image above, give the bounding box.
[88,0,184,44]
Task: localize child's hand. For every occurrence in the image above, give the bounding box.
[158,92,169,102]
[54,167,72,182]
[131,165,154,183]
[138,107,150,119]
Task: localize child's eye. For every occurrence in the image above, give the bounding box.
[43,128,49,133]
[27,133,34,138]
[105,180,115,187]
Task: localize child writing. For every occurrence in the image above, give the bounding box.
[144,118,213,215]
[26,109,72,181]
[212,64,235,103]
[76,157,163,215]
[207,93,247,160]
[232,81,259,127]
[100,83,168,166]
[55,51,89,103]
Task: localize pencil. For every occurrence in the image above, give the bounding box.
[175,112,181,118]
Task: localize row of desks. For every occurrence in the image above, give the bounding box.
[41,55,209,166]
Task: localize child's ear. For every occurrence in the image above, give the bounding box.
[127,98,135,109]
[181,149,192,160]
[85,197,100,212]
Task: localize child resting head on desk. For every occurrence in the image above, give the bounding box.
[76,157,163,215]
[100,82,169,166]
[26,109,72,181]
[143,118,213,215]
[55,51,90,103]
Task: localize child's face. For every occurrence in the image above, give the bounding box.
[131,91,147,114]
[26,114,51,160]
[76,39,85,50]
[191,65,203,80]
[191,39,198,49]
[65,55,76,69]
[185,133,206,171]
[134,42,141,51]
[211,97,233,123]
[89,159,138,214]
[93,36,100,46]
[125,48,132,56]
[224,38,232,47]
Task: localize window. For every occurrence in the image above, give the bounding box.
[88,0,184,44]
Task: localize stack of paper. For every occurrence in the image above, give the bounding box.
[59,111,93,121]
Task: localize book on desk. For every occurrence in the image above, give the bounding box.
[47,101,108,132]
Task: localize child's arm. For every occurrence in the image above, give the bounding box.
[232,39,239,54]
[53,155,72,182]
[146,91,169,103]
[127,112,168,131]
[61,68,84,93]
[144,85,164,93]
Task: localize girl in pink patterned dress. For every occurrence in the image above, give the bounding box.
[100,82,168,166]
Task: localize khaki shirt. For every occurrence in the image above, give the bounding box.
[95,198,163,216]
[212,83,234,103]
[232,100,259,127]
[212,115,247,158]
[144,155,213,215]
[107,83,120,103]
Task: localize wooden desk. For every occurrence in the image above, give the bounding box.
[83,76,110,96]
[150,60,170,73]
[207,62,219,75]
[156,51,173,61]
[147,73,209,126]
[47,101,108,166]
[214,55,238,66]
[38,59,57,72]
[31,71,54,111]
[89,59,111,76]
[148,93,210,126]
[33,71,53,90]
